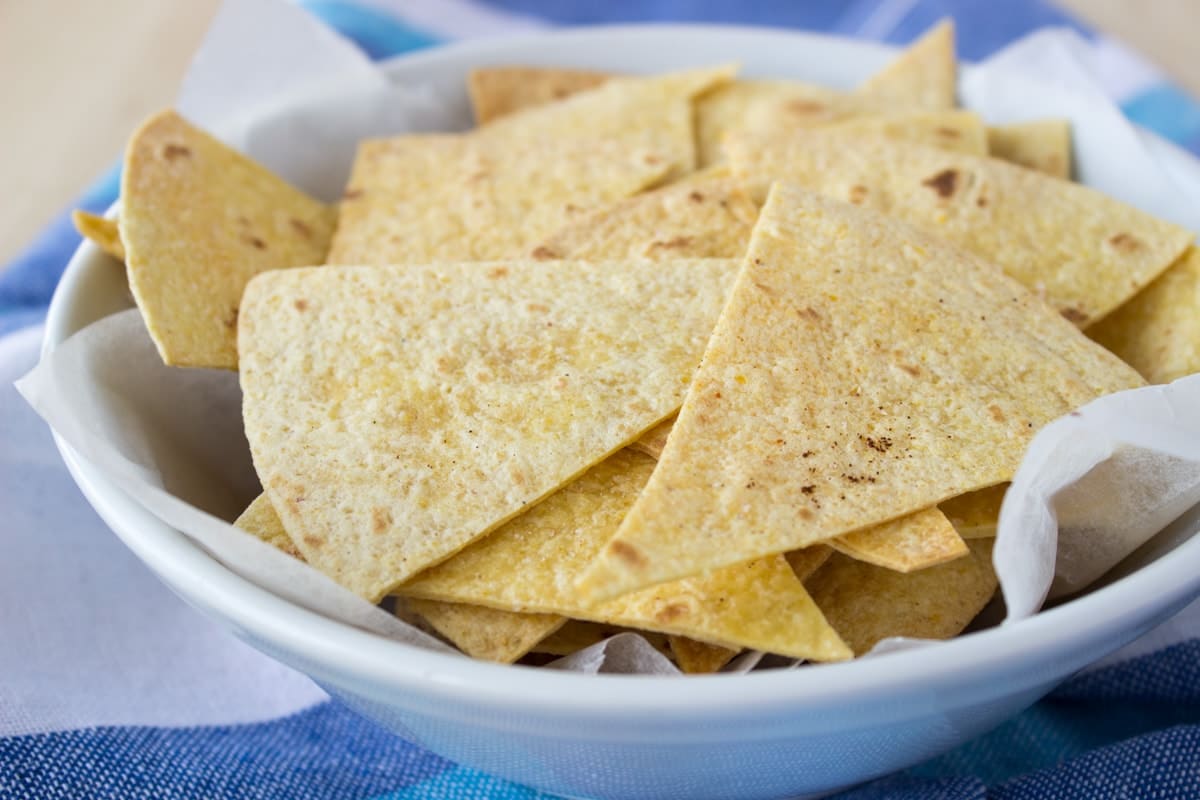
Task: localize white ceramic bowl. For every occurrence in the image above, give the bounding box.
[45,25,1200,800]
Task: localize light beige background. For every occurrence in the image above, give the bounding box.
[0,0,1195,264]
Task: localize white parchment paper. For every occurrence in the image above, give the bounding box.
[15,0,1200,671]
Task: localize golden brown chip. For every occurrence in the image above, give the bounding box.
[857,20,956,110]
[820,110,986,155]
[404,597,565,664]
[807,539,998,655]
[401,450,851,662]
[1088,246,1200,385]
[669,636,738,674]
[987,119,1072,179]
[830,507,968,573]
[726,130,1193,325]
[527,170,758,260]
[121,110,336,369]
[468,66,611,124]
[239,258,738,601]
[72,210,124,261]
[939,484,1007,540]
[578,184,1144,600]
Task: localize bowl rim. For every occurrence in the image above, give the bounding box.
[44,22,1200,722]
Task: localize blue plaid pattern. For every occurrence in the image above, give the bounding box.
[2,1,1198,797]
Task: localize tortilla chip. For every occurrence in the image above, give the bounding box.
[239,258,738,601]
[785,546,834,582]
[726,130,1194,325]
[807,539,998,655]
[577,184,1144,600]
[987,119,1072,179]
[402,450,851,662]
[669,636,738,674]
[830,507,968,572]
[1088,246,1200,385]
[233,491,304,559]
[121,110,336,369]
[534,621,670,658]
[404,597,565,664]
[820,111,987,156]
[527,170,758,260]
[72,211,125,261]
[857,20,956,110]
[628,416,676,460]
[696,80,847,167]
[939,484,1007,540]
[468,66,611,124]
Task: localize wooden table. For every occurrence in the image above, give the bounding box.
[1,0,1194,265]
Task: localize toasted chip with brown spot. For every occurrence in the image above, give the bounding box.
[330,68,732,263]
[1089,246,1200,384]
[939,484,1007,540]
[121,110,337,369]
[72,211,125,261]
[987,119,1073,179]
[669,636,738,674]
[527,169,758,260]
[401,450,850,662]
[727,130,1193,324]
[808,539,998,655]
[533,621,671,658]
[404,597,565,663]
[577,184,1144,600]
[239,258,738,601]
[468,66,612,124]
[857,20,956,110]
[820,111,987,156]
[831,507,968,572]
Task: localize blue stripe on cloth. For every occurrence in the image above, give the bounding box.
[299,1,442,60]
[0,702,454,800]
[1123,83,1200,154]
[368,765,554,800]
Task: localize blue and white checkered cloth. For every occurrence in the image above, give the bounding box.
[2,1,1199,797]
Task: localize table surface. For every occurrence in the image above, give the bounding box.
[2,0,1196,267]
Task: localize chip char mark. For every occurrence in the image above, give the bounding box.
[921,168,958,198]
[609,540,646,568]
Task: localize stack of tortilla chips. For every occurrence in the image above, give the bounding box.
[79,20,1195,671]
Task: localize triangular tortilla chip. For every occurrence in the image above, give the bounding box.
[987,119,1072,179]
[527,169,758,260]
[807,539,998,655]
[578,184,1144,600]
[939,484,1007,540]
[820,110,987,155]
[403,598,565,664]
[669,636,738,674]
[401,450,850,661]
[329,67,732,264]
[830,507,968,572]
[121,110,337,369]
[72,211,125,261]
[726,130,1193,325]
[1088,246,1200,385]
[857,20,956,110]
[236,494,564,663]
[468,66,611,124]
[239,258,738,601]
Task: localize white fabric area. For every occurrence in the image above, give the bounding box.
[0,327,326,738]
